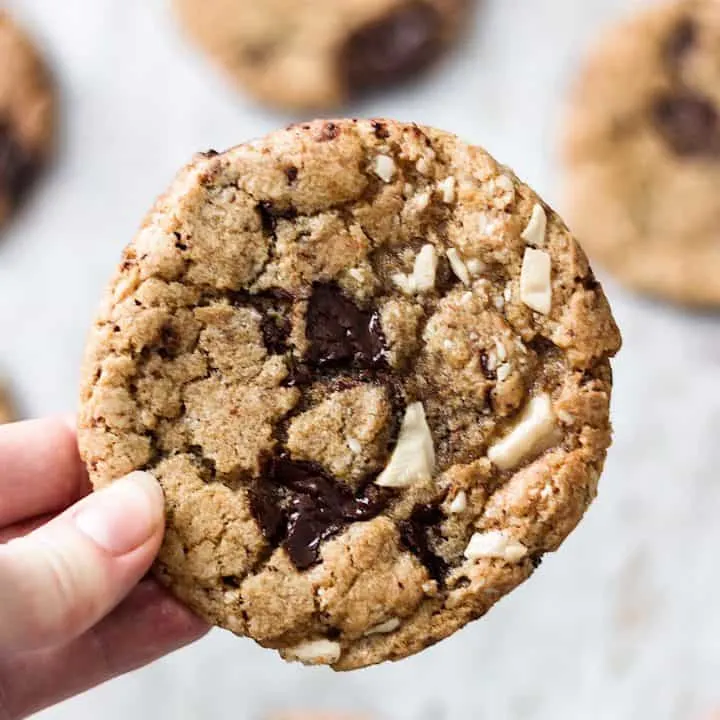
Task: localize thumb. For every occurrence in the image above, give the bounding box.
[0,471,165,653]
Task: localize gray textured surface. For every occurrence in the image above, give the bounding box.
[1,0,718,718]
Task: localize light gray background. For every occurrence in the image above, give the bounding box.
[1,0,718,718]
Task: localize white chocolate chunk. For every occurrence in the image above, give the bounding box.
[285,639,342,665]
[410,191,431,212]
[466,258,486,276]
[520,248,552,315]
[364,618,401,636]
[496,363,512,382]
[447,248,471,286]
[487,394,557,470]
[413,244,438,292]
[521,203,547,246]
[376,402,435,488]
[392,244,438,295]
[347,436,362,454]
[449,490,467,514]
[464,530,528,563]
[438,176,457,203]
[373,155,396,183]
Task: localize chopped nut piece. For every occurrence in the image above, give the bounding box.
[520,248,552,314]
[364,618,401,636]
[376,402,435,488]
[447,248,471,286]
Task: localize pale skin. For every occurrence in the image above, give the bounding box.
[0,418,209,720]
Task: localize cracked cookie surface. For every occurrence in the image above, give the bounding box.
[0,11,54,228]
[79,119,621,670]
[563,0,720,306]
[172,0,470,110]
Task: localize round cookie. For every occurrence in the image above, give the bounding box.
[78,119,621,670]
[0,12,54,227]
[173,0,469,110]
[563,0,720,307]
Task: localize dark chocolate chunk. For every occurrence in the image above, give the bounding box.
[256,201,298,236]
[399,504,448,582]
[341,1,444,94]
[663,17,696,71]
[261,313,291,355]
[652,90,720,156]
[317,122,340,142]
[306,283,386,369]
[250,457,391,569]
[285,166,299,184]
[371,120,391,139]
[0,120,38,209]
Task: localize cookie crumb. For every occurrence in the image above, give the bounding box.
[437,176,456,203]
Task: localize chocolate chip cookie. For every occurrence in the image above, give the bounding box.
[0,381,15,424]
[0,12,54,228]
[563,0,720,306]
[172,0,469,110]
[79,119,621,670]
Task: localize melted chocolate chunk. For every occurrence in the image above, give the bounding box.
[0,121,38,208]
[250,457,391,570]
[341,1,443,95]
[306,284,386,369]
[256,201,297,236]
[663,17,696,71]
[399,504,448,582]
[261,313,291,355]
[652,90,720,156]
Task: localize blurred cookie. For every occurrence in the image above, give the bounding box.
[79,119,620,670]
[563,0,720,306]
[0,381,15,424]
[173,0,470,110]
[0,11,54,227]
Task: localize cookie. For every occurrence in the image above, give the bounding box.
[172,0,469,110]
[0,381,15,424]
[0,12,54,227]
[563,0,720,306]
[78,119,621,670]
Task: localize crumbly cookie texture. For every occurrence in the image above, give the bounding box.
[563,0,720,306]
[0,381,15,424]
[173,0,469,110]
[0,11,55,227]
[79,119,621,670]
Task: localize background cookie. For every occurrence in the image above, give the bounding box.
[173,0,470,110]
[563,0,720,307]
[0,11,54,228]
[79,119,620,670]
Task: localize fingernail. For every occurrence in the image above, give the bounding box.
[74,472,164,555]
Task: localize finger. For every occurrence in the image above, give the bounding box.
[0,580,209,720]
[0,471,164,653]
[0,417,90,527]
[0,514,53,544]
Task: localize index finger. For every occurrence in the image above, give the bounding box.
[0,417,90,527]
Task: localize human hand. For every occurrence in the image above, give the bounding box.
[0,418,209,719]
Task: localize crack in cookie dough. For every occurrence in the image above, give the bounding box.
[79,119,620,670]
